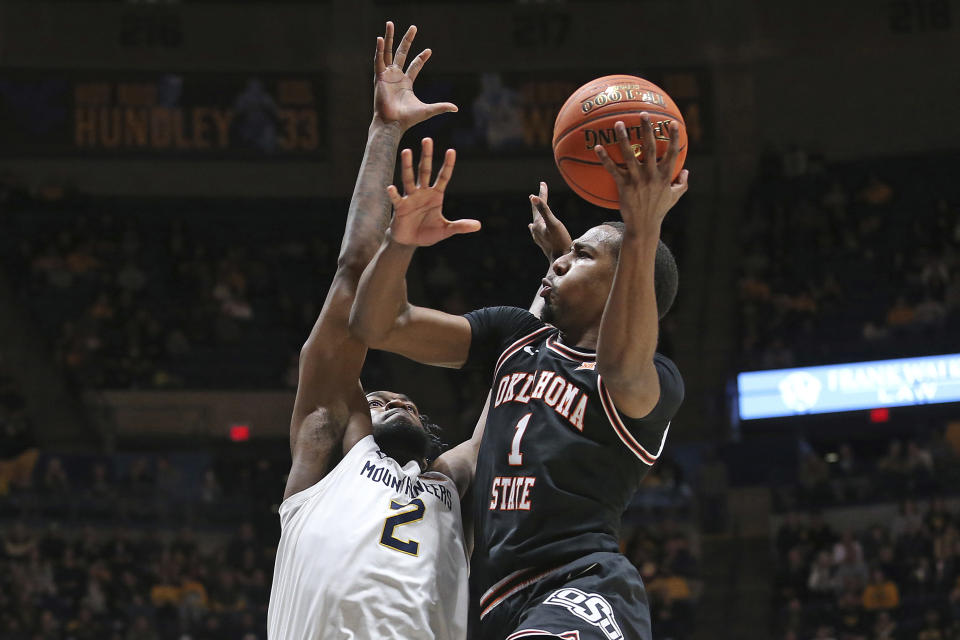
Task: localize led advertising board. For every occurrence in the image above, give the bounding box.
[737,353,960,420]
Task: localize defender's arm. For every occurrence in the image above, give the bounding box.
[286,23,457,500]
[349,141,480,368]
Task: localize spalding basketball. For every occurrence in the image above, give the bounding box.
[552,75,687,209]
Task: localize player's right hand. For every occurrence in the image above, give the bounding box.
[387,138,481,247]
[528,181,573,263]
[373,22,458,131]
[594,116,689,235]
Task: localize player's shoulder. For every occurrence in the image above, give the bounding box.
[644,352,684,421]
[466,305,545,332]
[653,352,684,398]
[279,434,381,519]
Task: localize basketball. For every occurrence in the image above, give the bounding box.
[552,75,688,209]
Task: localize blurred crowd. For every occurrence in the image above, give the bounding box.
[778,429,960,512]
[739,150,960,370]
[0,445,698,640]
[0,375,37,498]
[0,173,683,435]
[774,499,960,640]
[624,520,701,639]
[0,446,285,640]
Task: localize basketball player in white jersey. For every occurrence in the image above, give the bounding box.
[267,23,480,640]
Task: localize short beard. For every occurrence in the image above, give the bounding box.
[372,417,429,468]
[540,299,556,324]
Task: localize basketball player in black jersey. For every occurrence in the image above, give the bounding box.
[349,117,688,639]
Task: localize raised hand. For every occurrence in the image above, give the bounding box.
[528,181,573,262]
[373,22,458,131]
[594,115,689,234]
[388,138,481,247]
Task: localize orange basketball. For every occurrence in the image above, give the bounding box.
[552,75,687,209]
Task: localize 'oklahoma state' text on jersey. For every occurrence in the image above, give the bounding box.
[463,306,684,619]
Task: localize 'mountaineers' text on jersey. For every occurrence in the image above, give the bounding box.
[267,435,469,640]
[463,307,684,616]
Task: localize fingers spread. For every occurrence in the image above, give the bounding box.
[639,114,658,176]
[400,148,416,194]
[594,145,621,181]
[660,120,681,180]
[529,194,542,222]
[422,102,459,119]
[383,21,394,67]
[405,48,431,82]
[614,121,640,179]
[433,149,456,191]
[386,184,402,207]
[671,169,690,194]
[446,219,482,237]
[375,37,386,75]
[394,24,417,69]
[418,138,434,187]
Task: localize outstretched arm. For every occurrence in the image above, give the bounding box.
[428,189,570,496]
[593,116,688,418]
[286,23,457,501]
[348,140,481,368]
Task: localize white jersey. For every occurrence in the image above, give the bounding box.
[267,435,469,640]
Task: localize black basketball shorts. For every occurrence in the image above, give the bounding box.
[471,552,652,640]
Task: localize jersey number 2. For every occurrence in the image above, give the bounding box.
[508,413,532,466]
[380,498,425,556]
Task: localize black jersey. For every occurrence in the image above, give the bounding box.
[463,306,684,615]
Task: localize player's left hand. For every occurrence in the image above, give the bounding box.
[594,116,689,234]
[373,22,458,131]
[388,138,481,247]
[528,181,573,263]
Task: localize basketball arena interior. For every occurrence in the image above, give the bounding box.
[1,1,959,639]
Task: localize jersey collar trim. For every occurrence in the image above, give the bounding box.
[493,325,554,380]
[546,335,596,363]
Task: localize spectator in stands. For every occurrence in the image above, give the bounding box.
[858,174,894,206]
[916,609,945,640]
[833,588,867,639]
[926,497,953,535]
[777,512,808,557]
[808,551,836,597]
[877,442,909,493]
[885,296,916,330]
[41,456,71,494]
[807,512,837,552]
[0,388,38,495]
[832,534,868,595]
[812,623,837,640]
[872,610,897,640]
[179,564,209,630]
[906,440,935,475]
[201,468,223,504]
[799,451,831,506]
[776,547,810,605]
[126,614,159,640]
[861,568,899,611]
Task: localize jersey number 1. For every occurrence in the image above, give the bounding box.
[380,498,425,556]
[508,413,532,466]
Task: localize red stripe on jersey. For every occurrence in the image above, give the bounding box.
[506,630,573,640]
[506,630,551,640]
[493,326,554,380]
[545,335,595,362]
[479,563,566,619]
[597,376,664,466]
